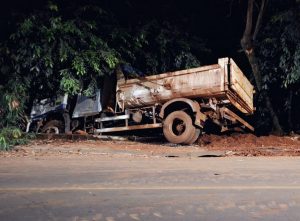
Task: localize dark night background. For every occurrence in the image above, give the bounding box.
[0,0,294,74]
[0,0,249,65]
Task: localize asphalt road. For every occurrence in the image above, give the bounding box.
[0,156,300,221]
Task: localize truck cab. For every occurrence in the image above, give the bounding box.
[27,91,102,134]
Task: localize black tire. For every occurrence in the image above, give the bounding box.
[184,128,201,145]
[41,120,64,134]
[163,111,196,144]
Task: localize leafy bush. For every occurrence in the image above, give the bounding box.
[0,127,35,151]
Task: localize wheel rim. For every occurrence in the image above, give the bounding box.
[171,118,186,136]
[45,126,59,134]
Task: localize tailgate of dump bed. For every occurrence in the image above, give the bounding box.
[218,58,254,114]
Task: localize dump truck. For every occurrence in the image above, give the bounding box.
[27,57,255,144]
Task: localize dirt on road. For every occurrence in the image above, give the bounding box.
[1,133,300,158]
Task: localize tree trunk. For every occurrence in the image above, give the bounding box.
[287,90,293,132]
[241,0,284,135]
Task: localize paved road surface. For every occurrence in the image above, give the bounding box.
[0,156,300,221]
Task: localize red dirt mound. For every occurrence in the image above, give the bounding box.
[199,133,300,156]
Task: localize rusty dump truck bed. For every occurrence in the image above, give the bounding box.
[117,58,254,114]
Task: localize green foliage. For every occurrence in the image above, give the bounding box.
[256,4,300,132]
[0,1,209,109]
[0,2,122,148]
[259,7,300,89]
[0,88,26,129]
[111,20,208,74]
[60,71,81,95]
[0,127,34,151]
[0,2,120,101]
[282,45,300,88]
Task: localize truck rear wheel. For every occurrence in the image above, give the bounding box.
[163,111,195,144]
[41,120,64,134]
[184,128,201,145]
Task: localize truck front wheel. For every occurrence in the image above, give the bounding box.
[41,120,64,134]
[163,111,196,144]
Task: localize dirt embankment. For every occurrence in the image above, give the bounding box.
[199,133,300,156]
[1,133,300,158]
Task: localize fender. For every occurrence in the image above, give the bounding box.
[159,98,207,128]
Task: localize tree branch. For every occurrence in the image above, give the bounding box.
[243,0,254,38]
[241,0,254,52]
[226,0,235,17]
[253,0,267,40]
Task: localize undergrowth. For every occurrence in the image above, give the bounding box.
[0,127,35,151]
